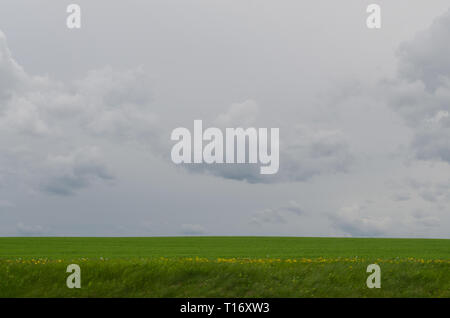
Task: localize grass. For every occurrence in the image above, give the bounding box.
[0,237,449,297]
[1,237,449,259]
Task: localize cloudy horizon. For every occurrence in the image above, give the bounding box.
[1,1,450,238]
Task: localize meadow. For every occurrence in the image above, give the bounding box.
[0,237,449,297]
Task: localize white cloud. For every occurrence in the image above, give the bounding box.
[214,99,259,127]
[74,67,160,141]
[0,30,27,101]
[0,30,159,196]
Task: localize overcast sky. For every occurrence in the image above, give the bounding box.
[1,0,450,237]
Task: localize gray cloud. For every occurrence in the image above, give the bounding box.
[409,210,440,228]
[180,224,207,235]
[388,9,450,164]
[0,30,159,196]
[329,204,392,237]
[403,177,450,204]
[16,222,47,236]
[250,200,304,226]
[397,10,450,91]
[392,193,411,202]
[179,101,353,183]
[40,147,114,196]
[0,199,14,208]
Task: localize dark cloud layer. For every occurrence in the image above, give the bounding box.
[0,30,157,196]
[388,9,450,164]
[178,101,354,183]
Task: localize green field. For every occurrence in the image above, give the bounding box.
[0,237,449,297]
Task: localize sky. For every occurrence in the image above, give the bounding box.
[0,0,450,237]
